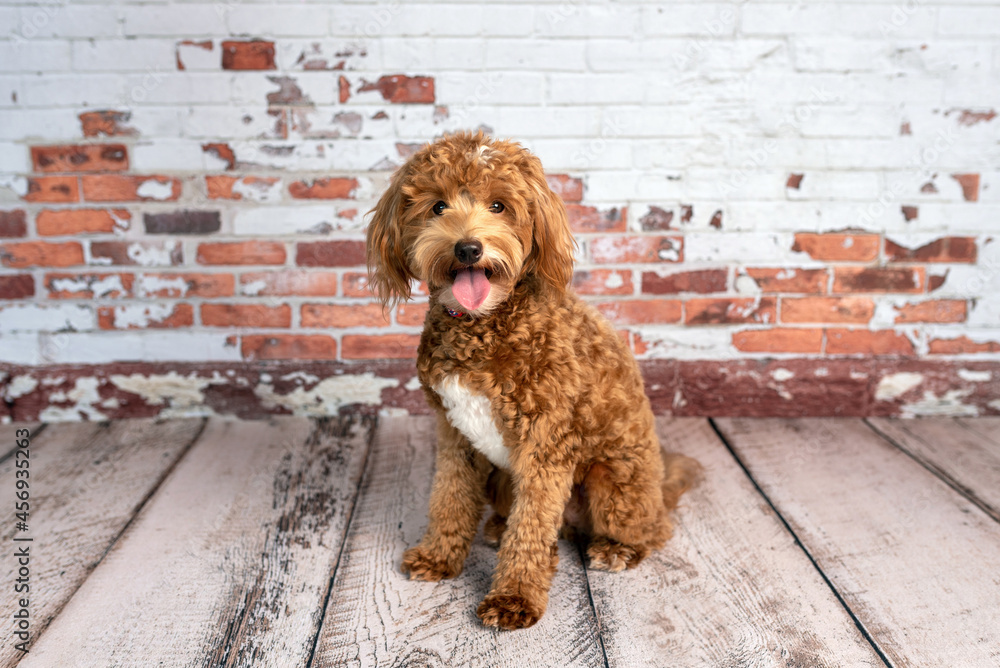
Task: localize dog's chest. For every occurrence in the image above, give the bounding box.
[433,376,509,469]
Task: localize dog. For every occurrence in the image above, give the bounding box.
[366,131,700,630]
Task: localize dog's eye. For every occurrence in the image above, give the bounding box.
[432,201,447,216]
[489,201,505,214]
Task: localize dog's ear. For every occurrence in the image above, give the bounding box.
[523,156,576,294]
[366,166,415,308]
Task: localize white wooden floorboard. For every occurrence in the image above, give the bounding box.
[585,418,884,668]
[19,416,371,668]
[867,417,1000,522]
[0,422,42,460]
[716,417,1000,668]
[312,415,605,668]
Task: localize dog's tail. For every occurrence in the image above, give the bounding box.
[660,452,703,511]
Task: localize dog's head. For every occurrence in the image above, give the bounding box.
[366,131,576,316]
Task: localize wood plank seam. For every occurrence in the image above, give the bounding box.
[863,418,1000,524]
[706,418,895,668]
[572,540,612,668]
[0,423,48,466]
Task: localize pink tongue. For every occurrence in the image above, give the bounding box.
[452,267,491,311]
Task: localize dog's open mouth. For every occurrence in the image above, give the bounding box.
[450,266,493,311]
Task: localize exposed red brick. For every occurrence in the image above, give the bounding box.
[342,334,420,359]
[81,175,182,202]
[792,232,880,262]
[296,240,366,267]
[197,241,285,266]
[786,173,803,189]
[781,297,875,324]
[205,175,279,200]
[202,143,236,170]
[338,75,351,103]
[884,237,977,264]
[928,270,949,292]
[342,272,372,297]
[709,210,723,229]
[591,235,682,264]
[265,75,311,106]
[1,241,83,268]
[45,272,133,299]
[826,329,915,356]
[31,144,128,172]
[639,206,674,231]
[594,299,682,325]
[0,274,34,299]
[642,268,727,294]
[900,122,912,135]
[928,336,1000,354]
[90,240,183,267]
[221,40,276,70]
[175,39,213,70]
[139,273,234,298]
[144,210,220,235]
[572,269,633,296]
[242,271,338,297]
[901,205,918,221]
[79,111,136,137]
[732,328,823,354]
[833,267,924,293]
[545,174,584,203]
[894,300,967,324]
[680,204,693,224]
[23,176,79,203]
[242,334,337,360]
[98,303,194,330]
[202,303,290,328]
[36,208,130,236]
[288,178,359,199]
[686,297,776,325]
[950,173,980,202]
[0,210,27,238]
[952,109,996,126]
[567,205,626,233]
[920,181,938,194]
[746,268,828,294]
[359,75,434,104]
[301,303,387,328]
[396,302,428,327]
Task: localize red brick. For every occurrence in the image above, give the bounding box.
[342,272,372,298]
[1,241,83,268]
[90,241,183,267]
[642,268,727,294]
[79,111,136,138]
[781,297,874,324]
[685,297,776,325]
[202,143,236,170]
[950,173,980,202]
[792,233,880,262]
[567,205,626,233]
[201,303,291,328]
[36,208,131,236]
[338,75,351,103]
[572,269,633,295]
[901,205,918,222]
[545,174,584,203]
[0,274,34,299]
[786,173,804,189]
[0,210,27,238]
[396,302,429,327]
[884,237,977,264]
[745,268,829,294]
[296,241,366,267]
[205,175,279,200]
[301,303,387,328]
[591,235,682,264]
[45,272,133,299]
[928,336,1000,354]
[832,267,924,293]
[342,334,420,359]
[82,175,182,202]
[638,206,675,231]
[145,210,220,235]
[97,303,194,330]
[732,328,823,354]
[826,329,915,356]
[221,40,276,70]
[242,271,337,296]
[139,273,234,298]
[198,241,286,266]
[31,144,128,172]
[24,176,79,203]
[288,178,359,199]
[242,334,336,360]
[894,300,967,324]
[594,299,682,325]
[358,75,434,104]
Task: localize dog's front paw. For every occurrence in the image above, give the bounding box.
[400,546,461,581]
[587,537,647,573]
[476,593,542,630]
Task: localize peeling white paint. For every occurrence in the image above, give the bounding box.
[957,369,992,382]
[989,399,1000,412]
[901,389,978,418]
[136,178,175,200]
[232,177,282,202]
[41,376,65,386]
[0,174,28,196]
[254,373,398,416]
[128,241,179,267]
[3,375,38,401]
[672,389,687,409]
[814,367,829,377]
[603,271,625,290]
[110,304,178,329]
[870,300,900,330]
[734,273,761,295]
[404,376,422,392]
[39,377,109,421]
[110,371,223,417]
[771,368,795,382]
[137,275,189,298]
[50,275,126,299]
[875,372,924,401]
[280,371,320,386]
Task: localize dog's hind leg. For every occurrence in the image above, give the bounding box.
[484,467,512,547]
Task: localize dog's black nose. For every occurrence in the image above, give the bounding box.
[454,239,483,265]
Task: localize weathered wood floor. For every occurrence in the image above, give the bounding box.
[2,415,998,667]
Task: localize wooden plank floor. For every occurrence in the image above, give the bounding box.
[3,415,998,667]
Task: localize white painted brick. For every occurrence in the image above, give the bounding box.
[180,106,284,140]
[535,4,639,38]
[72,39,176,72]
[379,37,487,71]
[13,4,123,39]
[0,142,28,173]
[435,72,544,107]
[686,168,787,201]
[230,71,338,107]
[40,331,243,364]
[939,7,1000,37]
[483,106,602,139]
[227,4,329,36]
[641,4,740,37]
[233,205,344,236]
[547,73,645,105]
[18,73,124,108]
[797,106,901,139]
[0,75,18,108]
[131,139,208,172]
[528,137,634,171]
[0,304,95,333]
[0,107,79,141]
[122,4,227,36]
[0,332,39,365]
[793,38,887,73]
[785,171,883,201]
[175,40,220,72]
[486,38,585,72]
[276,40,377,72]
[120,72,231,106]
[743,4,937,39]
[0,39,71,73]
[685,231,801,263]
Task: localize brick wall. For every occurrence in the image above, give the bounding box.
[1,1,998,420]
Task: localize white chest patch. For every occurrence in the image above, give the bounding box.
[433,376,509,469]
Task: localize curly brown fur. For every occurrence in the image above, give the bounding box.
[367,131,701,630]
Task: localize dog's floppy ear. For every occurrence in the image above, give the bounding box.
[523,156,576,294]
[366,165,414,308]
